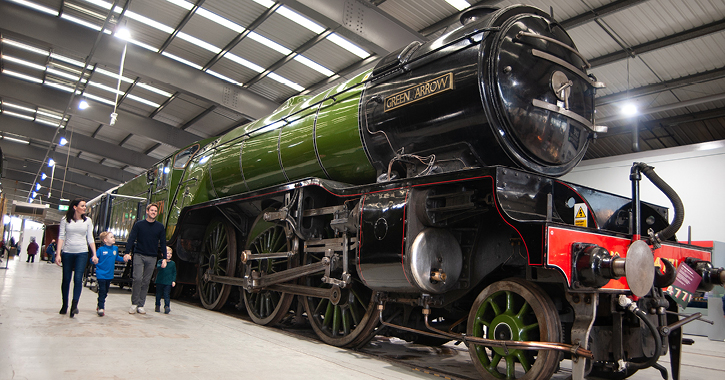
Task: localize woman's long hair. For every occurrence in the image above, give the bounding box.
[64,198,87,223]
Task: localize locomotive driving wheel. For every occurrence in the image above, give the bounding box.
[467,278,562,380]
[300,250,380,347]
[242,210,296,326]
[197,218,237,310]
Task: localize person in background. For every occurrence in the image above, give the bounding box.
[124,203,166,315]
[155,246,176,314]
[46,239,57,263]
[26,237,39,263]
[56,199,98,318]
[93,232,128,316]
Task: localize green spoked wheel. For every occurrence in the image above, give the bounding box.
[197,219,237,311]
[467,278,562,380]
[243,211,296,326]
[300,250,379,347]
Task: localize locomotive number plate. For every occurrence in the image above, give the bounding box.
[384,72,454,112]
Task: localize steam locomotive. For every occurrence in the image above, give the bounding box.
[88,5,724,380]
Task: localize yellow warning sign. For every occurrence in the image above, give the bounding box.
[574,203,588,227]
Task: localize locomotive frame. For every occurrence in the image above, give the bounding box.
[87,5,724,380]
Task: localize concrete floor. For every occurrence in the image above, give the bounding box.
[2,255,725,380]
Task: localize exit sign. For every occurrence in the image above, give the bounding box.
[59,205,69,211]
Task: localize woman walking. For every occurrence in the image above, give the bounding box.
[56,199,98,318]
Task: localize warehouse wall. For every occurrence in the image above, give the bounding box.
[561,140,725,242]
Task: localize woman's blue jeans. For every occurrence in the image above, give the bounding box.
[61,252,88,302]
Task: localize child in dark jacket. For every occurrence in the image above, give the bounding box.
[93,232,128,316]
[155,246,177,314]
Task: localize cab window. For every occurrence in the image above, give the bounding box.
[173,144,200,170]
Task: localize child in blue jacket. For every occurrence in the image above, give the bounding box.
[93,231,129,316]
[155,246,176,314]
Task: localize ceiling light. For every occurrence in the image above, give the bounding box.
[82,93,116,106]
[2,69,43,84]
[2,111,35,121]
[293,56,334,76]
[136,83,173,97]
[248,32,291,55]
[49,53,86,68]
[95,68,134,83]
[277,6,325,34]
[2,55,46,71]
[3,136,30,144]
[48,158,55,167]
[2,102,35,113]
[445,0,471,11]
[60,137,68,146]
[621,103,638,117]
[36,183,41,191]
[78,99,90,110]
[161,52,203,70]
[126,94,161,108]
[8,0,59,16]
[31,191,37,198]
[196,8,245,33]
[43,81,76,93]
[115,27,132,41]
[326,34,369,58]
[2,39,49,56]
[224,53,264,73]
[41,173,48,181]
[124,10,175,34]
[165,0,193,11]
[252,0,275,8]
[60,14,102,31]
[176,32,222,54]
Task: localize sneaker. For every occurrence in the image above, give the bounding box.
[164,306,170,314]
[155,305,160,313]
[137,307,146,314]
[97,308,105,317]
[129,305,137,314]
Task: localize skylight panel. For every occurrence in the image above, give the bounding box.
[83,92,116,106]
[176,32,222,54]
[124,10,175,34]
[326,34,369,58]
[43,82,76,93]
[224,53,264,73]
[60,14,103,31]
[253,0,275,8]
[161,52,203,70]
[197,8,246,34]
[126,94,161,108]
[165,0,193,11]
[248,32,292,55]
[137,83,174,97]
[2,69,43,84]
[267,72,304,92]
[206,70,242,85]
[8,0,59,16]
[2,39,50,56]
[294,56,334,77]
[277,6,325,34]
[446,0,471,11]
[2,55,46,71]
[127,39,159,52]
[81,0,111,10]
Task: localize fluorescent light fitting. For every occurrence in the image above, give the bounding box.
[84,93,116,106]
[252,0,275,8]
[88,81,125,95]
[124,10,175,34]
[136,83,173,97]
[126,94,161,108]
[2,55,46,71]
[43,81,75,93]
[277,6,325,34]
[326,34,369,58]
[2,39,49,56]
[161,52,203,70]
[267,72,304,92]
[80,0,112,10]
[176,32,222,54]
[45,67,86,82]
[2,102,35,113]
[3,135,30,144]
[206,70,242,85]
[196,8,245,33]
[36,109,64,120]
[2,69,43,83]
[60,14,103,31]
[2,110,35,121]
[294,56,334,76]
[445,0,471,11]
[248,32,291,55]
[165,0,193,11]
[35,118,63,127]
[8,0,59,16]
[224,53,264,73]
[50,53,86,67]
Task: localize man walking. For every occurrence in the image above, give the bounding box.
[124,203,166,314]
